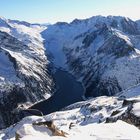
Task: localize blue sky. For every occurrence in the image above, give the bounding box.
[0,0,140,23]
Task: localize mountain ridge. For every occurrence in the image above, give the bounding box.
[0,17,54,129]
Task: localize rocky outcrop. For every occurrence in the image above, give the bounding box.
[105,99,140,129]
[32,120,68,137]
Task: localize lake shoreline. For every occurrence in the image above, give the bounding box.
[29,69,85,115]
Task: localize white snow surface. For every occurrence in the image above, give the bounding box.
[132,102,140,117]
[1,120,140,140]
[1,96,140,140]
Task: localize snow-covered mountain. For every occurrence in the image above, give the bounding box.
[0,17,54,129]
[43,15,140,97]
[1,15,140,133]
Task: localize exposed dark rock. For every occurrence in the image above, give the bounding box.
[106,99,140,129]
[0,86,27,129]
[111,110,121,116]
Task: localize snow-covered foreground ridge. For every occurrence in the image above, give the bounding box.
[1,96,140,140]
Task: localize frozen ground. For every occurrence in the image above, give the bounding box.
[1,95,140,140]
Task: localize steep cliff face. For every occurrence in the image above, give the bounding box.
[43,16,140,97]
[1,15,140,129]
[0,18,54,129]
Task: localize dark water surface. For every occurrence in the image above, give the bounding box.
[30,69,84,115]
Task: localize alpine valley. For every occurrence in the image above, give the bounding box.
[0,15,140,140]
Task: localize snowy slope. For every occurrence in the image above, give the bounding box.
[117,83,140,98]
[0,17,54,129]
[43,15,140,97]
[43,16,138,67]
[1,95,140,140]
